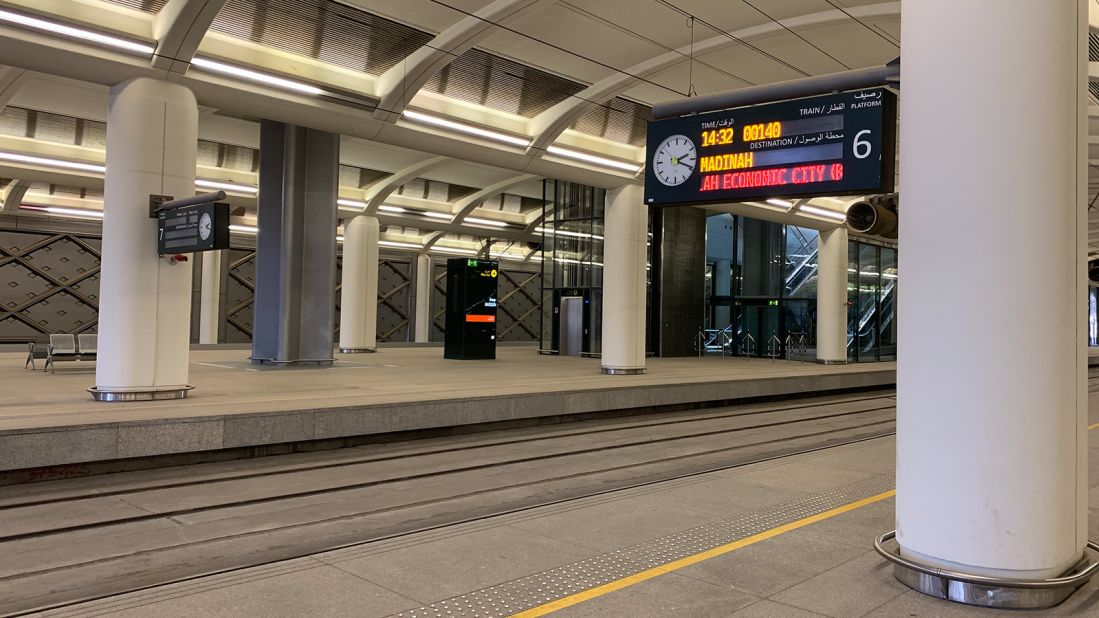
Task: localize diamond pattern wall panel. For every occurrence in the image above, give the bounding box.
[225,249,257,343]
[0,229,100,342]
[431,262,540,343]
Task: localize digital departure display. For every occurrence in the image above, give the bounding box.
[644,89,896,206]
[156,201,230,255]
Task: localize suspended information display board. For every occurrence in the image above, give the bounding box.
[644,88,896,206]
[156,201,230,255]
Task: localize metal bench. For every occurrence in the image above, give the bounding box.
[24,334,49,370]
[78,334,97,361]
[43,332,97,369]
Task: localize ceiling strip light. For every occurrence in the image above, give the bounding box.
[0,152,104,174]
[402,110,531,148]
[422,211,453,220]
[545,145,641,174]
[20,205,103,218]
[378,205,406,213]
[191,57,325,96]
[337,198,367,210]
[229,224,258,234]
[463,217,509,228]
[799,204,848,222]
[766,198,793,208]
[195,179,258,195]
[379,240,424,249]
[0,9,155,56]
[431,246,478,256]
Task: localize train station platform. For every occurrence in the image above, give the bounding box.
[0,346,894,479]
[24,406,1099,618]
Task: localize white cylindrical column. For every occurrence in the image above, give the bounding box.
[600,184,647,374]
[93,78,197,400]
[415,253,433,343]
[713,258,731,330]
[339,215,380,353]
[815,227,847,364]
[198,250,221,344]
[897,0,1086,586]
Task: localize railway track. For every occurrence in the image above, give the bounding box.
[0,391,897,616]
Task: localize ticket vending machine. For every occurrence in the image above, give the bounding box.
[444,258,499,360]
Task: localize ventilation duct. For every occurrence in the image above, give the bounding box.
[846,194,898,239]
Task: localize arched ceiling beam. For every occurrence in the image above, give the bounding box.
[420,231,445,252]
[450,173,538,224]
[0,179,30,213]
[362,156,448,215]
[372,0,555,123]
[0,65,29,113]
[152,0,228,73]
[525,1,901,153]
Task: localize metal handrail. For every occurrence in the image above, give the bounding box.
[742,333,755,360]
[767,334,782,361]
[697,329,705,358]
[721,330,733,358]
[874,531,1099,589]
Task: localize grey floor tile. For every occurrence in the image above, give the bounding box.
[552,572,758,617]
[316,524,594,604]
[729,599,830,617]
[39,559,419,618]
[642,475,813,519]
[676,528,867,598]
[866,581,1099,617]
[803,440,897,475]
[771,551,908,618]
[733,461,875,494]
[509,490,722,552]
[796,500,895,551]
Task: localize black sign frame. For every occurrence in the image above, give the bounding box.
[644,88,896,206]
[156,202,230,255]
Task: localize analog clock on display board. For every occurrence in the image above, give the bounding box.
[198,212,213,241]
[653,134,697,187]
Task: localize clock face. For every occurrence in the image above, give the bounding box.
[198,212,213,241]
[653,134,697,187]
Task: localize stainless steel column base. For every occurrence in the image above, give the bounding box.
[815,359,848,365]
[88,386,194,402]
[339,348,376,354]
[875,531,1099,610]
[600,367,647,375]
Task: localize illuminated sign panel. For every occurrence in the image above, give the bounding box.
[645,89,896,206]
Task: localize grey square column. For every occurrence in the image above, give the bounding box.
[251,121,339,365]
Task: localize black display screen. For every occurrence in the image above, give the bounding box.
[645,88,896,206]
[156,202,229,255]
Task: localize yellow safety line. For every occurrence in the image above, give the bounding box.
[513,424,1099,616]
[510,489,896,618]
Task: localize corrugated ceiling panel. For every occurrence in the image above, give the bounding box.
[422,49,586,117]
[211,0,433,75]
[101,0,169,13]
[570,97,652,147]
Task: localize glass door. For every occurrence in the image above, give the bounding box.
[734,300,782,357]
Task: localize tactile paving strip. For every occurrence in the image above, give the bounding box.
[391,473,897,618]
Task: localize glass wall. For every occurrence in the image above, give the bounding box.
[704,211,895,362]
[847,241,898,362]
[539,180,605,354]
